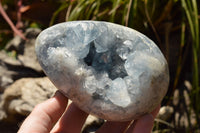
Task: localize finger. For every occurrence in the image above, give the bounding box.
[18,91,68,133]
[126,105,161,133]
[126,114,154,133]
[96,121,130,133]
[52,103,88,133]
[151,104,161,118]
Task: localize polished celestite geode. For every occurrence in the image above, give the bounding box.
[35,21,169,121]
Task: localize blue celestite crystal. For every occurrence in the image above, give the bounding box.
[35,21,169,121]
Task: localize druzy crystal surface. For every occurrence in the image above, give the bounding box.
[35,21,169,121]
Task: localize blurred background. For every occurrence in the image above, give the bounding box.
[0,0,199,132]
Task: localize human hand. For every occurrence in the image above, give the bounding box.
[18,91,160,133]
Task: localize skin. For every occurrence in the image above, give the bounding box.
[18,91,160,133]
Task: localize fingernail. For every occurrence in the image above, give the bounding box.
[53,90,62,97]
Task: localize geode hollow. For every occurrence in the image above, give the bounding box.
[35,21,169,121]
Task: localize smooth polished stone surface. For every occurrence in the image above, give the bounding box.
[35,21,169,121]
